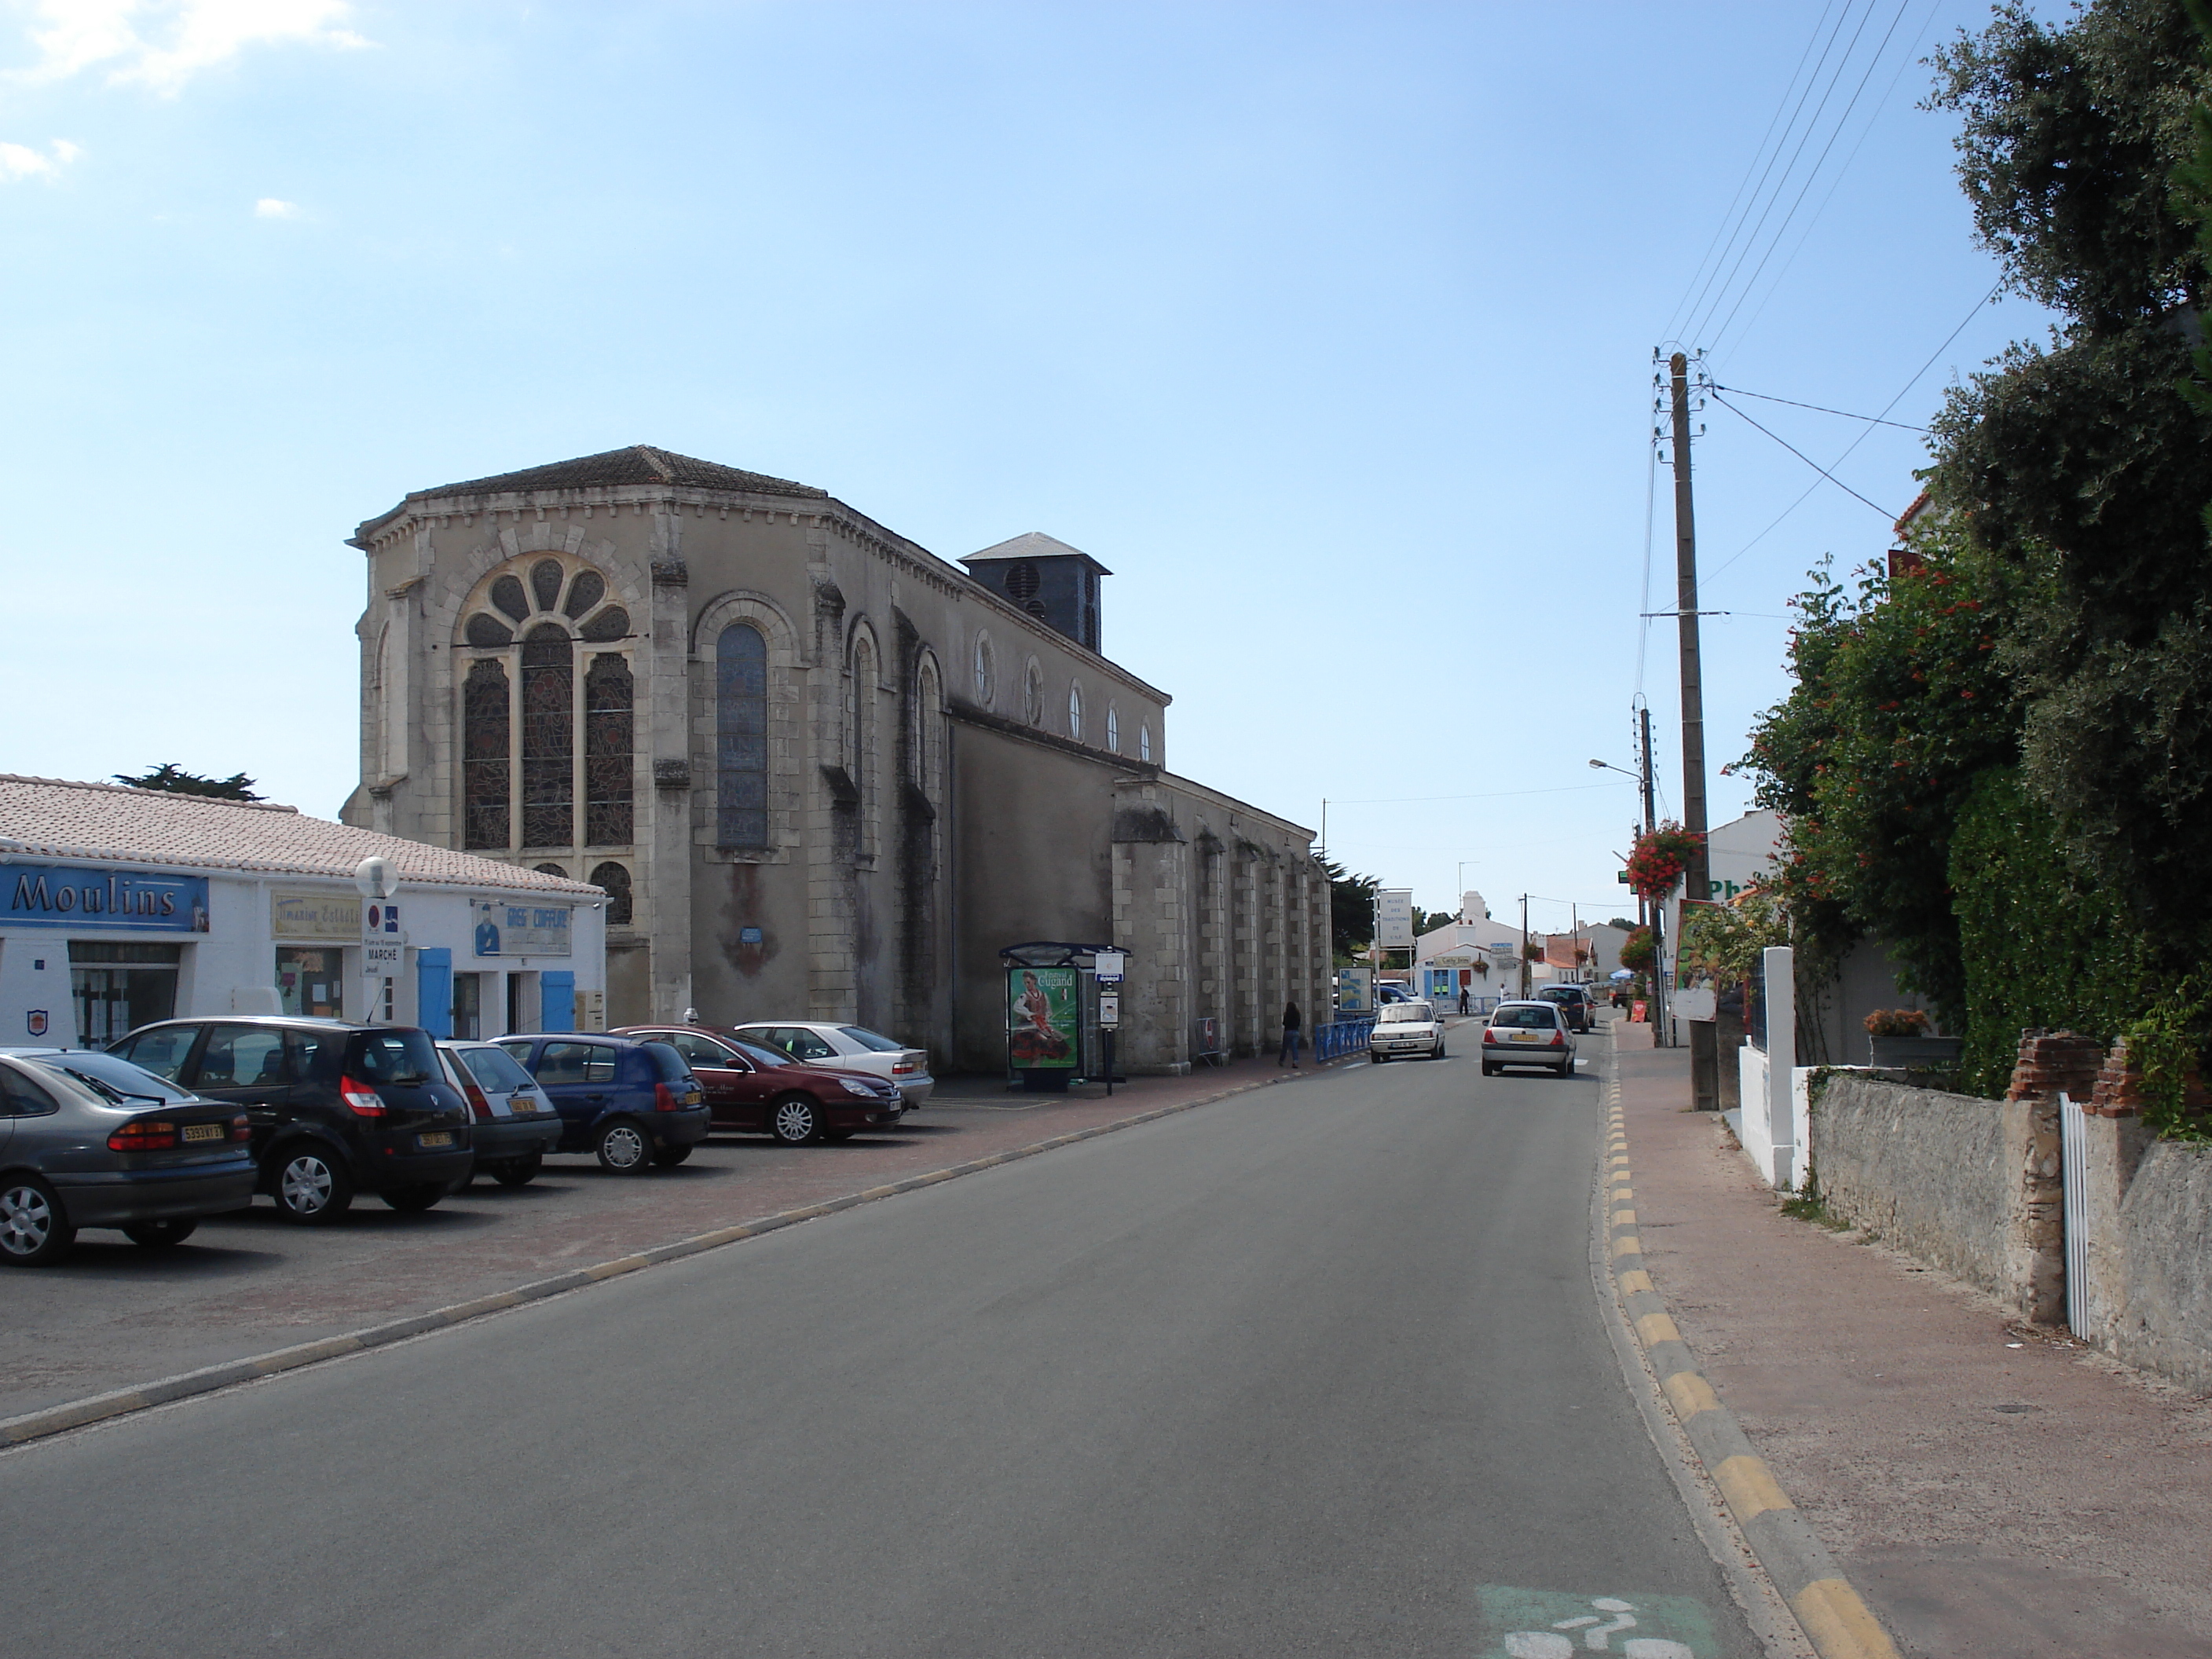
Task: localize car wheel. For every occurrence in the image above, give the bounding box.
[770,1095,822,1145]
[1432,1043,1446,1060]
[493,1154,542,1188]
[595,1119,652,1174]
[381,1183,445,1213]
[0,1175,74,1267]
[1371,1051,1387,1064]
[272,1147,353,1225]
[123,1218,198,1248]
[1481,1062,1496,1076]
[1558,1060,1575,1078]
[650,1144,693,1168]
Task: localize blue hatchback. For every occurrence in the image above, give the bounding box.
[495,1034,710,1174]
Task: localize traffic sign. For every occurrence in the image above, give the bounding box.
[1093,949,1126,984]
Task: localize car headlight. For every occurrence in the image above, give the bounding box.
[837,1078,877,1097]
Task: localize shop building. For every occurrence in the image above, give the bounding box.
[0,775,606,1047]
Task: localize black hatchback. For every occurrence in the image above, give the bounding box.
[108,1018,472,1224]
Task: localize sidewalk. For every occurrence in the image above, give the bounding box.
[1613,1019,2212,1659]
[0,1049,1349,1426]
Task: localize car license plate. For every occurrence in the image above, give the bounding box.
[506,1097,535,1114]
[181,1122,222,1143]
[417,1131,454,1148]
[684,1090,702,1106]
[1511,1032,1539,1043]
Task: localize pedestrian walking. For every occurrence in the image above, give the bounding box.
[1278,999,1303,1067]
[1457,987,1470,1016]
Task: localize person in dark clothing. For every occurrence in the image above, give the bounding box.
[1458,987,1470,1016]
[1279,1000,1302,1067]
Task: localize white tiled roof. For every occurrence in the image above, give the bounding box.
[0,775,601,895]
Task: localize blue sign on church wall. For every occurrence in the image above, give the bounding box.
[4,864,211,932]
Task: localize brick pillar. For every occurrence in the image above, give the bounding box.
[2001,1031,2103,1325]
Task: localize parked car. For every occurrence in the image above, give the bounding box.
[1368,1000,1445,1062]
[725,1022,935,1108]
[1536,983,1595,1033]
[435,1040,563,1188]
[611,1025,908,1144]
[0,1049,257,1266]
[108,1017,471,1223]
[1482,1001,1578,1078]
[494,1034,711,1173]
[1375,982,1415,1005]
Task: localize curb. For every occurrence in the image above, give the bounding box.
[2,1062,1339,1452]
[1602,1075,1902,1659]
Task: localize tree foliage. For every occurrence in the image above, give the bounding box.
[114,763,262,801]
[1324,860,1378,960]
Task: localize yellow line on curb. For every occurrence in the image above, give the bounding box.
[1634,1310,1681,1348]
[1714,1453,1795,1522]
[1612,1207,1638,1226]
[1661,1369,1721,1420]
[1610,1233,1643,1258]
[1617,1269,1654,1295]
[584,1255,649,1280]
[1791,1580,1905,1659]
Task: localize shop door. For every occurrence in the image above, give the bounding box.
[68,942,181,1047]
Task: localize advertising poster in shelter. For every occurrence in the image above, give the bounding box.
[1007,966,1079,1069]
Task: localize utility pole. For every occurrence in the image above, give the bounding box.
[1520,893,1531,999]
[1668,351,1714,1093]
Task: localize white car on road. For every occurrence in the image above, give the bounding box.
[731,1022,936,1107]
[1368,1001,1445,1063]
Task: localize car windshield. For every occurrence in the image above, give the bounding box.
[1378,1003,1434,1024]
[459,1047,537,1092]
[640,1042,694,1083]
[26,1052,192,1104]
[348,1028,439,1084]
[1492,1005,1559,1029]
[837,1026,906,1053]
[734,1038,793,1069]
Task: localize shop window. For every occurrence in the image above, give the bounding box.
[463,658,511,851]
[520,623,574,848]
[68,941,181,1049]
[716,623,769,849]
[584,653,634,846]
[591,862,633,927]
[276,947,345,1019]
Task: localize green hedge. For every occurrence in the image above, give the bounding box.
[1948,767,2154,1095]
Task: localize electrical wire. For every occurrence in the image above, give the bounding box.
[1705,0,1919,355]
[1708,383,1927,430]
[1326,781,1629,808]
[1708,390,1899,518]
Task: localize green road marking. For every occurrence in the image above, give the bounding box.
[1477,1585,1719,1658]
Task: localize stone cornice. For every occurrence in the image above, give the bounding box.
[944,699,1163,775]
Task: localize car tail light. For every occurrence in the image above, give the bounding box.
[461,1081,494,1121]
[108,1119,178,1152]
[1550,1030,1565,1047]
[892,1061,917,1075]
[230,1113,251,1141]
[339,1076,386,1117]
[654,1082,681,1111]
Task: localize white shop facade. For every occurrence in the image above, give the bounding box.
[0,775,606,1049]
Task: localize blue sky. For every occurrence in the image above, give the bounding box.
[0,1,2045,931]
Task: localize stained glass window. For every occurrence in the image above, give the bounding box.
[584,653,634,846]
[580,606,630,642]
[530,559,565,614]
[716,623,768,849]
[562,569,606,617]
[462,658,511,850]
[466,613,513,648]
[490,575,529,621]
[520,623,573,848]
[591,862,633,927]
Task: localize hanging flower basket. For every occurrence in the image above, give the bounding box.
[1627,822,1703,899]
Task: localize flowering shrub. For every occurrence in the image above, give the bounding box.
[1862,1008,1931,1038]
[1619,925,1655,974]
[1626,822,1702,899]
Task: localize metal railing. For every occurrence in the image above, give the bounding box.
[1315,1016,1376,1061]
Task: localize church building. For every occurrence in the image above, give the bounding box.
[342,445,1328,1074]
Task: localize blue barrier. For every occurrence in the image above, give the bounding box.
[1316,1016,1375,1061]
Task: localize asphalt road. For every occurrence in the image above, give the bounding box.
[3,1031,1756,1658]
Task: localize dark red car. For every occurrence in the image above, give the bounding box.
[608,1024,907,1144]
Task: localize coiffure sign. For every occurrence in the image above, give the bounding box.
[5,863,210,932]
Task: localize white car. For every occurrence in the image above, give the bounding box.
[730,1023,935,1107]
[1481,1000,1578,1078]
[1368,1000,1445,1063]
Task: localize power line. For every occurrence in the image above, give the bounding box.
[1709,389,1899,518]
[1327,781,1629,808]
[1708,383,1927,430]
[1705,0,1919,355]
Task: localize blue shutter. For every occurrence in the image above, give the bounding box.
[541,970,577,1034]
[417,948,453,1039]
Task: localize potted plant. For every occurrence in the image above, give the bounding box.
[1864,1008,1962,1070]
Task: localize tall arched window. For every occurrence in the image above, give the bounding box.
[853,636,878,859]
[1105,702,1120,754]
[973,634,994,706]
[1024,660,1044,726]
[717,623,768,849]
[916,659,943,799]
[520,623,573,848]
[1140,722,1154,763]
[591,861,633,927]
[584,653,633,846]
[463,658,511,850]
[1068,682,1084,742]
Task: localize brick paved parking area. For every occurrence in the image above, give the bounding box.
[0,1054,1351,1424]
